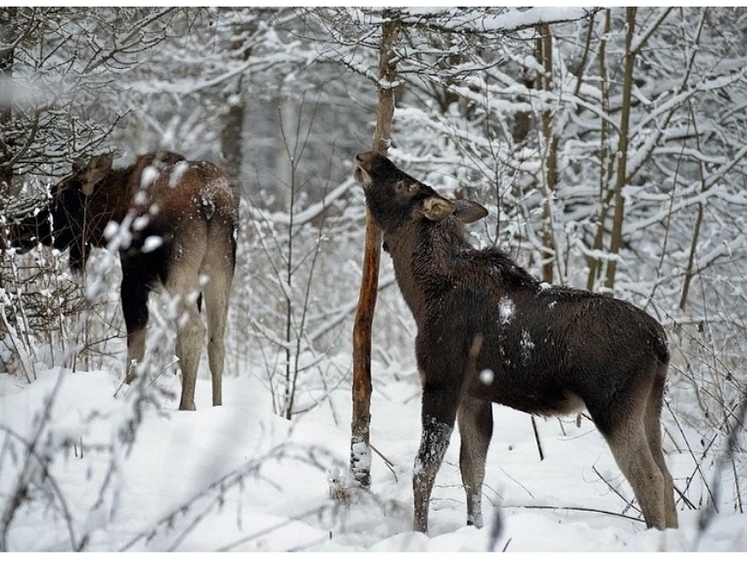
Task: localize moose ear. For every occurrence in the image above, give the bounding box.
[420,196,456,222]
[454,199,488,224]
[80,154,113,196]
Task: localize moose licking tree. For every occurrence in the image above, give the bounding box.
[353,150,678,533]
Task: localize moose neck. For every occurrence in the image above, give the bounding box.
[384,217,472,326]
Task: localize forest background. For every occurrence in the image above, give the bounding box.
[0,6,746,551]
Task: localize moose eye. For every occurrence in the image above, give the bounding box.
[395,180,411,194]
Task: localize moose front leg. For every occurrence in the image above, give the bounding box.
[413,387,460,534]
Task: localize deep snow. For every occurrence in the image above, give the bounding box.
[0,359,745,552]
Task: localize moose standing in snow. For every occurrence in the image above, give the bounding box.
[6,151,241,411]
[353,150,678,533]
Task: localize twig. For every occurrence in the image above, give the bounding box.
[592,464,640,518]
[370,442,397,482]
[509,503,643,524]
[530,416,544,461]
[665,399,717,507]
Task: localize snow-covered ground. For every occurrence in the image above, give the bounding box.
[1,359,745,552]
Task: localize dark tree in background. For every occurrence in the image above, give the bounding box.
[0,8,18,196]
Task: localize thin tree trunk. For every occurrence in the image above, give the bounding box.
[679,106,707,311]
[350,10,398,490]
[586,10,612,291]
[274,97,295,212]
[537,23,557,284]
[679,202,703,311]
[604,7,636,291]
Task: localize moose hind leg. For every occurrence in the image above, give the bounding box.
[645,364,678,528]
[458,396,493,528]
[202,271,231,407]
[174,297,207,411]
[604,416,667,529]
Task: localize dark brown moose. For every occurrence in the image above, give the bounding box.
[8,151,240,411]
[353,150,678,533]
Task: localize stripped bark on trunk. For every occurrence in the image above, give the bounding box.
[350,10,398,490]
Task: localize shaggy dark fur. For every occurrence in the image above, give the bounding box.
[354,150,678,533]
